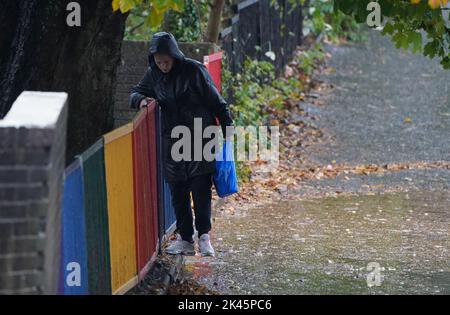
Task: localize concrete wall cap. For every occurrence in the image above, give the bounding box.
[0,92,68,129]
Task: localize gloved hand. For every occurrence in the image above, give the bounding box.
[139,97,155,109]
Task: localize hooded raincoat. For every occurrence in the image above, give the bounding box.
[130,32,233,182]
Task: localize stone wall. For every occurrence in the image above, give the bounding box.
[0,92,68,294]
[113,41,219,128]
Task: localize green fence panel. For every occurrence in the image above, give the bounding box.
[81,139,112,295]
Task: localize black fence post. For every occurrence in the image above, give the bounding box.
[283,0,300,66]
[155,103,165,253]
[231,14,241,73]
[298,1,304,46]
[219,0,305,76]
[259,0,271,64]
[273,0,284,75]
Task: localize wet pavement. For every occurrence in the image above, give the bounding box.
[308,30,450,165]
[182,30,450,295]
[185,191,449,295]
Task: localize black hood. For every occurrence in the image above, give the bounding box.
[148,32,185,72]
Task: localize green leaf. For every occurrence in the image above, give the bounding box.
[112,0,121,11]
[147,6,165,28]
[433,19,446,37]
[441,56,450,69]
[408,31,422,54]
[120,0,138,13]
[152,0,169,14]
[171,0,185,12]
[392,32,409,49]
[382,22,395,35]
[424,40,438,58]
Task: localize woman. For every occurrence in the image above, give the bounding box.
[130,32,233,256]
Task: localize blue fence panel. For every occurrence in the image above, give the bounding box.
[164,180,176,234]
[61,158,89,295]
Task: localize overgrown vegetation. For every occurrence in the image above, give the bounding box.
[336,0,450,69]
[162,0,209,42]
[303,0,367,42]
[124,0,209,41]
[222,44,326,181]
[223,46,325,126]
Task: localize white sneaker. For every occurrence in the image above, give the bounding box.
[165,235,195,256]
[198,234,215,257]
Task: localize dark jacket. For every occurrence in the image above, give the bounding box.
[130,32,233,182]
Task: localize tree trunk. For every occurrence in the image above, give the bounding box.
[0,0,128,162]
[205,0,226,43]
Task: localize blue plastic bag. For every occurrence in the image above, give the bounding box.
[213,140,239,198]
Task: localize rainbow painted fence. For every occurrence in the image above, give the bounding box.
[59,53,221,295]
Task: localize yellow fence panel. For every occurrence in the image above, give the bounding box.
[104,123,138,294]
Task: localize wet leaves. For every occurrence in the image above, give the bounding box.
[215,50,450,215]
[167,279,220,295]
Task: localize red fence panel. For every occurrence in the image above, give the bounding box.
[204,51,223,93]
[132,102,158,280]
[145,101,160,260]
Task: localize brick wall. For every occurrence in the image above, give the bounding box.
[0,92,68,294]
[113,41,219,128]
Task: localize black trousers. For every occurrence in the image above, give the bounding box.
[168,173,213,242]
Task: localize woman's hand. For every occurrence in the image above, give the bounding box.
[139,97,155,109]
